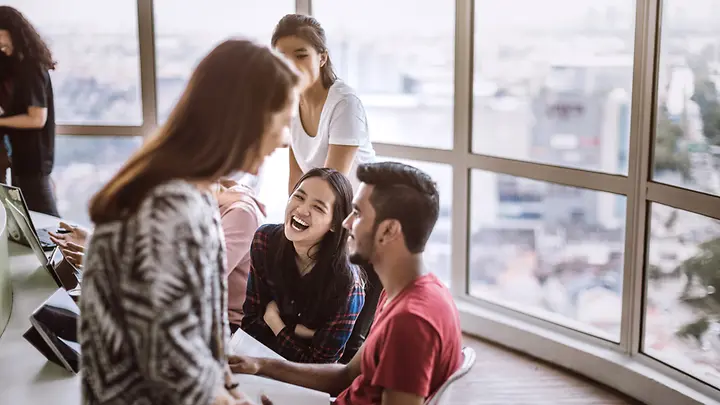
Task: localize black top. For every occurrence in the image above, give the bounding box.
[5,64,55,176]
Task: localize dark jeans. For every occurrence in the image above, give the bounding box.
[12,174,60,217]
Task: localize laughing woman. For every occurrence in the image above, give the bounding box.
[240,168,364,363]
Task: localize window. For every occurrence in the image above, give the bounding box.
[52,136,142,226]
[253,147,290,225]
[376,157,452,286]
[652,0,720,197]
[153,0,294,123]
[469,170,626,340]
[472,0,636,174]
[644,204,720,387]
[5,0,142,125]
[313,0,455,149]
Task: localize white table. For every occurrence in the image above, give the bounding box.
[0,212,80,403]
[0,212,329,405]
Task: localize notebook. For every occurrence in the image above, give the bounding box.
[229,329,330,405]
[28,288,80,374]
[234,374,331,405]
[229,328,284,360]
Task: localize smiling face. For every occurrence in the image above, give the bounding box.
[0,29,13,56]
[343,183,378,267]
[274,35,326,89]
[285,176,337,246]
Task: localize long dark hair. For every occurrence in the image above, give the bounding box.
[0,6,55,70]
[89,40,300,223]
[271,14,337,89]
[271,168,359,327]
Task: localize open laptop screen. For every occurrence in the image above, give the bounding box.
[4,196,48,267]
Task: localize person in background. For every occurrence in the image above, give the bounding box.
[272,14,376,194]
[230,162,463,405]
[79,39,300,405]
[241,168,365,363]
[0,6,59,216]
[216,177,266,327]
[51,180,267,329]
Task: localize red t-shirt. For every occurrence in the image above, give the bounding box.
[335,273,462,405]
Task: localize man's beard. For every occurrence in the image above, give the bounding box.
[349,250,372,268]
[348,234,373,268]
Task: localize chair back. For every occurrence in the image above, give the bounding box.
[424,346,476,405]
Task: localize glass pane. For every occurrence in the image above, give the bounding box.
[154,0,294,123]
[473,1,636,174]
[376,157,452,287]
[469,170,626,340]
[652,1,720,196]
[644,204,720,386]
[5,1,142,125]
[254,147,290,224]
[313,0,455,149]
[53,136,142,226]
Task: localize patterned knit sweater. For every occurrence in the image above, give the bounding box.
[79,180,229,405]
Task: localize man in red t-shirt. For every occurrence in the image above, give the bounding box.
[230,162,463,405]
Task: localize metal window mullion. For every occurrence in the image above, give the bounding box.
[297,0,311,15]
[647,182,720,220]
[137,0,158,136]
[56,125,142,137]
[451,0,473,295]
[620,0,662,357]
[465,153,629,195]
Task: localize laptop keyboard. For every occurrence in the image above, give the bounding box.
[35,228,57,250]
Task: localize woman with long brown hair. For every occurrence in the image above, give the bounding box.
[271,14,376,194]
[79,39,300,405]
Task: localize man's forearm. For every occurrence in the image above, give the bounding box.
[257,357,351,397]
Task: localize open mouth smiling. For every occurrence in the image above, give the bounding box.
[290,215,310,231]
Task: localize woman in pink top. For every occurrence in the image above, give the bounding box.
[50,177,266,333]
[216,178,266,332]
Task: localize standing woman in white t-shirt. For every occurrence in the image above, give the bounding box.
[272,14,376,193]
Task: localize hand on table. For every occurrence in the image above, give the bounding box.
[228,355,261,375]
[49,222,89,268]
[57,241,85,268]
[226,357,274,404]
[48,221,89,247]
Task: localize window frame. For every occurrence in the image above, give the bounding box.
[54,1,720,403]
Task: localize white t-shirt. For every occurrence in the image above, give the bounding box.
[290,80,376,188]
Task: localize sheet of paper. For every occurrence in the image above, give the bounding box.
[234,374,330,405]
[229,328,284,360]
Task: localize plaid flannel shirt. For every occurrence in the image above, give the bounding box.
[241,224,365,363]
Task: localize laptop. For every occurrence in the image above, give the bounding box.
[0,190,81,289]
[48,245,82,293]
[0,183,61,250]
[26,288,80,374]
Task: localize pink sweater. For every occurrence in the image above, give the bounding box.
[217,185,266,326]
